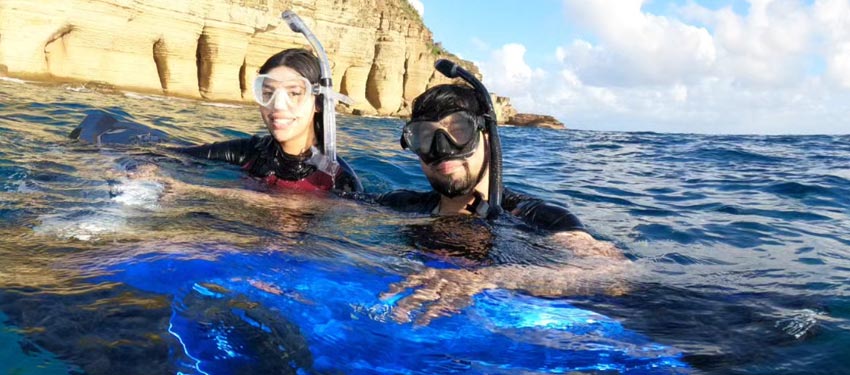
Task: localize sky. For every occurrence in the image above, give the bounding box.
[409,0,850,135]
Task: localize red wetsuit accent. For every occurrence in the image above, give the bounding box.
[256,168,335,191]
[177,135,363,193]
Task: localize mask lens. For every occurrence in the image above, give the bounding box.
[252,75,314,110]
[403,112,478,154]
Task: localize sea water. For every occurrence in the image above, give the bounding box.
[0,78,849,374]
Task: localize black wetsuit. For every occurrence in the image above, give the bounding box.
[176,135,363,193]
[69,110,363,193]
[375,188,585,232]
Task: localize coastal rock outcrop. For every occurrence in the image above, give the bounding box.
[493,95,517,125]
[0,0,514,119]
[507,113,566,129]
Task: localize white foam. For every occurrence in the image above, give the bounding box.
[64,84,90,92]
[122,92,195,104]
[2,171,38,193]
[32,177,164,241]
[111,178,164,210]
[201,102,245,109]
[34,211,128,241]
[123,92,170,101]
[0,77,27,84]
[775,309,825,339]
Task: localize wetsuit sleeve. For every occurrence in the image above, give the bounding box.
[334,156,365,193]
[170,136,262,166]
[501,188,585,232]
[375,190,440,214]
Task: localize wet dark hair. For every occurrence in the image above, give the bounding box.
[410,84,487,122]
[258,48,320,84]
[258,48,324,152]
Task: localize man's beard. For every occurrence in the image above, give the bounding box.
[426,163,477,198]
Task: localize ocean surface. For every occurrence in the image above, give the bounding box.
[1,77,849,374]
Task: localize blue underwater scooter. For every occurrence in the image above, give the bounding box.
[95,249,690,375]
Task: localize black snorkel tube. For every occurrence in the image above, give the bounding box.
[434,59,503,219]
[281,10,352,179]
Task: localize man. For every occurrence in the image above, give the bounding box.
[377,84,632,325]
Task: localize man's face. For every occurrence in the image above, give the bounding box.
[419,132,486,198]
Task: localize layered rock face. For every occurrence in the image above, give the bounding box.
[0,0,514,119]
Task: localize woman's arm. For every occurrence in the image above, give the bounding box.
[127,164,281,207]
[170,137,262,166]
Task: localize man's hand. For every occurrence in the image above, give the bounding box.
[380,268,497,325]
[550,231,625,260]
[380,259,636,326]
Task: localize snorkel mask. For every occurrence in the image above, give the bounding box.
[252,74,319,111]
[401,111,485,165]
[280,10,353,178]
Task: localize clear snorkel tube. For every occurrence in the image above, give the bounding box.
[434,59,503,219]
[281,10,353,178]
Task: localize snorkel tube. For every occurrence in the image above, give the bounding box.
[281,10,352,178]
[434,59,503,219]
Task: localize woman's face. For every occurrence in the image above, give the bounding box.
[258,66,317,154]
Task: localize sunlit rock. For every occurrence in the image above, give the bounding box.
[0,0,524,119]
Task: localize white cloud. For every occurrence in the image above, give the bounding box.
[407,0,424,17]
[677,0,816,86]
[478,43,548,113]
[561,0,716,86]
[813,0,850,87]
[476,0,850,134]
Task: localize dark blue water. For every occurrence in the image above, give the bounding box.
[1,78,849,374]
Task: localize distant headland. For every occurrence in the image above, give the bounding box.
[0,0,563,129]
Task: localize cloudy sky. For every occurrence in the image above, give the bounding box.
[411,0,850,135]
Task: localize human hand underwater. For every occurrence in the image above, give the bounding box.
[381,260,635,326]
[550,230,625,260]
[380,267,498,325]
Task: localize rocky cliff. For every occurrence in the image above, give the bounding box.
[0,0,494,118]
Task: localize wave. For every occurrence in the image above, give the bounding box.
[200,102,246,109]
[691,148,788,163]
[0,77,27,84]
[763,181,836,199]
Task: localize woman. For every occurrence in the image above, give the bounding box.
[177,48,362,193]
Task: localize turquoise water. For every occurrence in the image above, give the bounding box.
[1,78,849,374]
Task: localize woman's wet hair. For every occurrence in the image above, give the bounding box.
[258,48,320,84]
[411,84,487,122]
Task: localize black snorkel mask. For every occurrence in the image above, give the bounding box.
[423,60,505,220]
[401,111,485,165]
[423,127,479,165]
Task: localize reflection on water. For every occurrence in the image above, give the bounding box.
[404,215,495,266]
[1,79,849,374]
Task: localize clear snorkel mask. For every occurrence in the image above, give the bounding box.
[279,10,353,178]
[252,75,319,111]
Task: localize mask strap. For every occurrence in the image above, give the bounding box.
[464,191,490,217]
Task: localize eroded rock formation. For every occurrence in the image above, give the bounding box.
[0,0,512,118]
[507,113,566,129]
